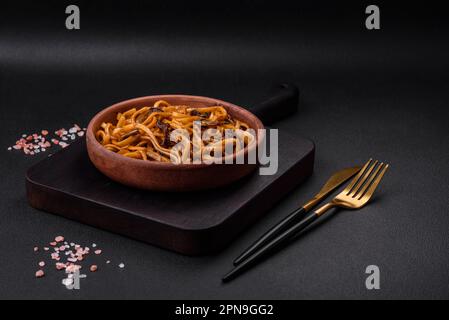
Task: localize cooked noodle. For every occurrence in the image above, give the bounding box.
[95,100,255,164]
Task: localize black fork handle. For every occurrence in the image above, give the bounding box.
[222,213,320,283]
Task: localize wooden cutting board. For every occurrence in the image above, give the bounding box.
[26,131,314,255]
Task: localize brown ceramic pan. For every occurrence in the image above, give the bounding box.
[86,84,299,191]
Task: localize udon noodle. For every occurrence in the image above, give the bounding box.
[95,100,256,164]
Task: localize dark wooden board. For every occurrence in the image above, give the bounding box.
[26,131,314,255]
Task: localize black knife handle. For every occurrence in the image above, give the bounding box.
[247,83,299,125]
[233,207,307,266]
[222,213,319,283]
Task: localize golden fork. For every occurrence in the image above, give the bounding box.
[314,158,389,216]
[222,158,389,282]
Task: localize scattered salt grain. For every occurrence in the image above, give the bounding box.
[34,236,124,286]
[35,270,45,278]
[8,124,84,156]
[66,264,81,273]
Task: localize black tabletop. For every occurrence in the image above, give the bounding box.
[1,1,448,299]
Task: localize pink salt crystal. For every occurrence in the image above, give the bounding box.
[94,250,102,255]
[59,245,66,251]
[38,261,45,267]
[50,242,57,246]
[55,236,64,243]
[41,130,48,136]
[56,263,66,270]
[44,247,49,251]
[35,270,45,278]
[33,247,39,252]
[90,265,98,272]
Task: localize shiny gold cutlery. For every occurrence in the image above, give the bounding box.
[223,159,389,283]
[233,165,362,266]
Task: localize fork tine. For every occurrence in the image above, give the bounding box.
[359,164,389,200]
[354,162,384,198]
[343,159,372,193]
[349,160,378,196]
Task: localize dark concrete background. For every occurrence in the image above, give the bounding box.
[1,1,448,299]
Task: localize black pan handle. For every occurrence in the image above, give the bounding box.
[247,83,299,125]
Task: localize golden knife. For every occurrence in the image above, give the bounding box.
[233,165,361,265]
